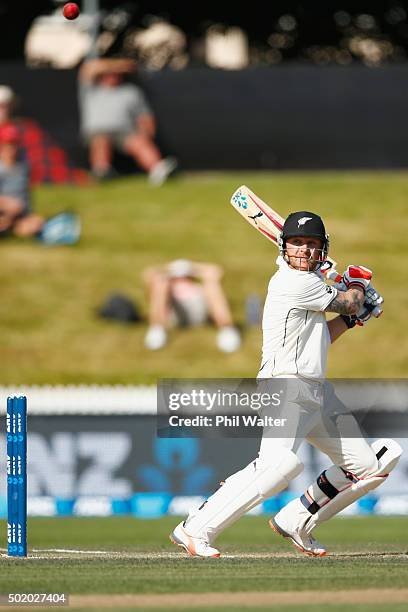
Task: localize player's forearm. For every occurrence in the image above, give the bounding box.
[325,288,365,316]
[327,316,350,343]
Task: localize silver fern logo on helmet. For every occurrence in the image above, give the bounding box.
[297,217,313,228]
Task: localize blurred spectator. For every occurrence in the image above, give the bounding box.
[129,19,188,70]
[0,123,80,244]
[143,259,241,352]
[25,8,95,69]
[0,84,88,185]
[0,85,15,125]
[0,123,43,238]
[78,58,177,183]
[205,26,249,69]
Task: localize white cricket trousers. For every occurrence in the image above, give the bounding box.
[258,378,378,478]
[184,377,378,542]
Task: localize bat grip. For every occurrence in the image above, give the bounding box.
[324,268,342,283]
[371,305,383,318]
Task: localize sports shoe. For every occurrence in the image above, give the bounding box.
[149,157,178,186]
[216,326,241,353]
[144,325,167,350]
[269,517,326,557]
[170,521,221,558]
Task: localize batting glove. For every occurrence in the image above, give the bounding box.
[342,265,372,293]
[356,286,384,324]
[341,287,384,328]
[341,309,372,329]
[340,314,357,329]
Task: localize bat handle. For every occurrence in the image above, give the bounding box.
[324,268,342,283]
[371,305,383,318]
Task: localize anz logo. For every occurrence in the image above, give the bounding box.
[138,438,214,495]
[232,191,248,209]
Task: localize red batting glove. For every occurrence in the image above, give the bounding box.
[342,265,372,293]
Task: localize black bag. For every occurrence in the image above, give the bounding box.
[98,293,141,324]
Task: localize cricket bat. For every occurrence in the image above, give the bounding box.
[230,185,340,281]
[230,185,383,319]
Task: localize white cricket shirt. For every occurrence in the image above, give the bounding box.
[259,257,338,380]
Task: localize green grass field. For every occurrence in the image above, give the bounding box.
[0,516,407,610]
[1,171,408,385]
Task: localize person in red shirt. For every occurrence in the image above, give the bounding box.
[0,123,43,237]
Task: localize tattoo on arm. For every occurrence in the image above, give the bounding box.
[325,289,365,315]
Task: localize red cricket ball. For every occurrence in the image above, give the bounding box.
[63,3,80,20]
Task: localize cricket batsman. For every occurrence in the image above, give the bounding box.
[170,211,401,557]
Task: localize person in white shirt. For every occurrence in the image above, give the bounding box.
[170,210,401,558]
[78,58,177,184]
[143,259,241,353]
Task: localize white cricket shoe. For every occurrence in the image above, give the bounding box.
[144,325,167,350]
[269,517,327,557]
[170,521,221,558]
[216,326,241,353]
[149,157,178,186]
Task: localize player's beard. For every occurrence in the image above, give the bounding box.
[285,249,323,271]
